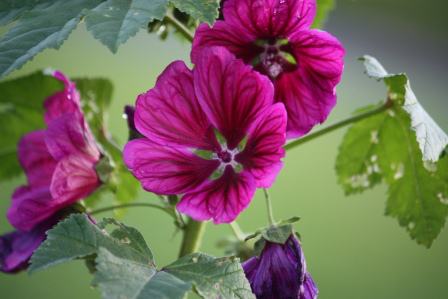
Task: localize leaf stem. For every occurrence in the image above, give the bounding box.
[178,218,207,257]
[229,221,245,241]
[89,202,175,217]
[284,102,391,151]
[263,188,276,226]
[165,13,194,42]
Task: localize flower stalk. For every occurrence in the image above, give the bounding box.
[263,188,276,226]
[164,12,194,42]
[178,218,207,257]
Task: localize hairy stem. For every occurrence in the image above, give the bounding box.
[178,218,207,257]
[89,202,175,217]
[284,102,391,151]
[165,13,194,42]
[263,188,276,226]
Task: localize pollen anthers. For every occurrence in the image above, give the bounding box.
[253,38,297,80]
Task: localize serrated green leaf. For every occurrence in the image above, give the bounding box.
[312,0,335,28]
[0,0,104,78]
[85,0,168,53]
[29,214,153,273]
[360,55,448,161]
[0,0,47,26]
[0,71,63,181]
[94,248,190,299]
[170,0,219,24]
[164,252,255,299]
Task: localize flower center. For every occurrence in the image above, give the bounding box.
[217,150,232,163]
[253,39,297,80]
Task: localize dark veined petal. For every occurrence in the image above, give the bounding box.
[134,61,218,151]
[50,155,100,205]
[7,186,55,232]
[177,166,256,224]
[18,130,57,187]
[45,112,100,162]
[222,0,316,37]
[194,47,274,149]
[236,103,286,188]
[44,70,81,124]
[123,139,220,195]
[0,217,56,273]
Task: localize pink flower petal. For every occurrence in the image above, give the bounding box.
[134,61,217,150]
[18,130,56,187]
[222,0,315,37]
[44,71,81,124]
[7,186,55,231]
[194,47,274,149]
[45,113,100,162]
[276,30,344,138]
[236,103,286,188]
[177,167,256,223]
[124,139,219,195]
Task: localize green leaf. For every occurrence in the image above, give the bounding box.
[0,71,63,181]
[0,0,46,26]
[94,248,191,299]
[29,214,153,273]
[170,0,219,24]
[85,0,168,53]
[164,252,255,299]
[0,0,103,78]
[312,0,335,28]
[360,55,448,162]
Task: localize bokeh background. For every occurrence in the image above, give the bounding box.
[1,0,447,298]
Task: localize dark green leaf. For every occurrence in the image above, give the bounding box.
[29,214,153,273]
[94,248,190,299]
[312,0,335,28]
[164,252,255,299]
[85,0,168,53]
[170,0,219,24]
[0,0,47,26]
[0,0,103,78]
[0,71,63,181]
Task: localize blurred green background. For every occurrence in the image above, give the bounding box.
[1,0,447,298]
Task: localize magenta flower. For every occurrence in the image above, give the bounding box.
[243,235,318,299]
[192,0,345,138]
[1,71,101,272]
[124,47,286,223]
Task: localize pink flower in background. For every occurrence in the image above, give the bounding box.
[124,47,286,223]
[192,0,345,138]
[1,71,101,273]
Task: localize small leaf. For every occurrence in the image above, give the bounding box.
[164,252,255,299]
[0,0,103,78]
[170,0,219,24]
[360,55,448,162]
[29,214,153,273]
[85,0,168,53]
[0,71,63,181]
[94,248,190,299]
[312,0,335,28]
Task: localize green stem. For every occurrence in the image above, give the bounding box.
[229,221,245,241]
[178,218,207,257]
[165,13,194,42]
[89,202,175,217]
[284,103,391,151]
[263,188,276,226]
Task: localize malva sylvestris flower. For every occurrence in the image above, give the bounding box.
[243,235,318,299]
[0,71,101,273]
[124,47,286,223]
[192,0,345,138]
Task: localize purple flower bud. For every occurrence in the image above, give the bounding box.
[243,235,318,299]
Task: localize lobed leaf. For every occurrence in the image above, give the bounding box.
[170,0,219,24]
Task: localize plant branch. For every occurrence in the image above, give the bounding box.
[263,188,276,226]
[89,202,175,217]
[178,218,207,257]
[229,221,245,241]
[165,13,194,42]
[284,102,391,151]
